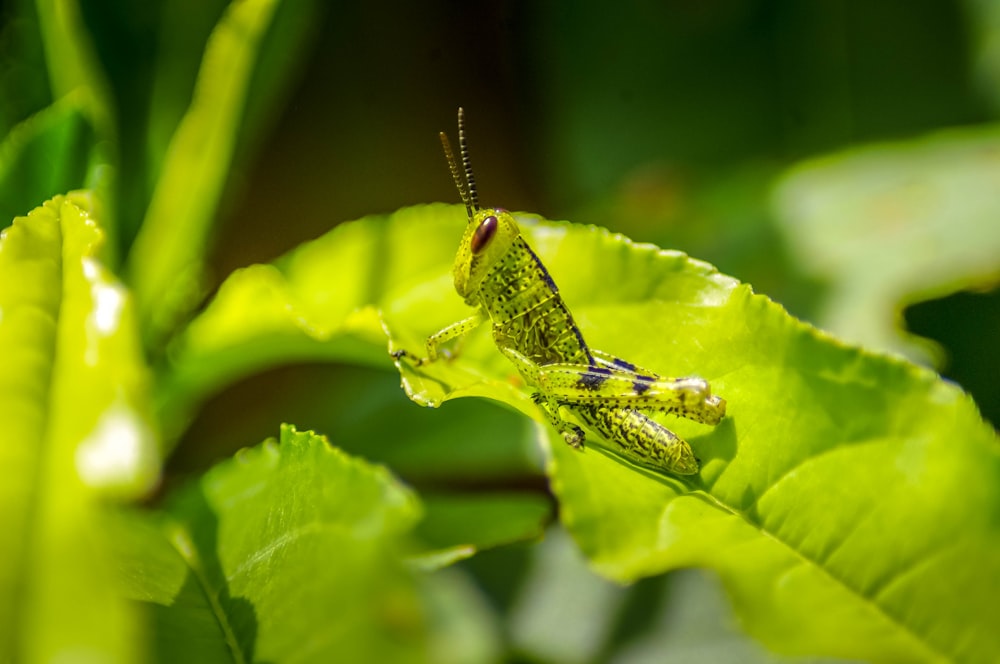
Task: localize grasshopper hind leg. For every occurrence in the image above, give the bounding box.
[578,405,701,475]
[531,393,586,450]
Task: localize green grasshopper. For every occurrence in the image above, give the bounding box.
[393,108,725,475]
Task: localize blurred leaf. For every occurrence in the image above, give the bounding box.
[315,366,541,482]
[0,193,158,661]
[569,162,825,323]
[418,568,502,664]
[0,0,52,135]
[168,362,541,487]
[113,425,427,662]
[966,0,1000,111]
[498,529,852,663]
[612,568,850,664]
[413,492,551,568]
[0,93,102,229]
[131,0,319,257]
[33,0,114,136]
[142,0,228,174]
[127,0,283,345]
[234,0,324,166]
[773,124,1000,363]
[158,204,468,444]
[75,0,217,260]
[507,527,627,663]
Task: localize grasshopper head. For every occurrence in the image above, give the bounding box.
[453,207,520,299]
[439,109,522,301]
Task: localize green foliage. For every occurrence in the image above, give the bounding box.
[165,203,999,662]
[0,194,155,662]
[112,425,427,663]
[774,125,1000,363]
[126,0,283,343]
[385,214,998,661]
[2,1,1000,662]
[0,94,101,228]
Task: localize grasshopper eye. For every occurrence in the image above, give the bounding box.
[471,215,498,254]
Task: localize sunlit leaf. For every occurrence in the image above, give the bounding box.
[112,425,427,662]
[161,206,550,559]
[387,211,999,663]
[164,203,1000,661]
[158,204,467,444]
[0,193,158,661]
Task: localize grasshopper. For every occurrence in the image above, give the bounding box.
[393,108,725,475]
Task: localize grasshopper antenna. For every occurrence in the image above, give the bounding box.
[440,107,480,221]
[439,129,473,220]
[457,107,480,212]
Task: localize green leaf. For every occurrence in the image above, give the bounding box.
[135,0,319,256]
[967,0,1000,112]
[773,125,1000,363]
[506,527,627,663]
[418,568,503,664]
[164,362,541,488]
[33,0,114,137]
[113,425,427,663]
[158,204,469,444]
[383,211,998,662]
[314,366,541,481]
[609,568,852,664]
[0,94,102,231]
[163,203,1000,661]
[0,193,159,661]
[161,204,551,558]
[143,0,233,172]
[0,0,51,137]
[413,492,551,568]
[127,0,283,345]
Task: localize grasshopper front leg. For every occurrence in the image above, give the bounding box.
[392,312,484,365]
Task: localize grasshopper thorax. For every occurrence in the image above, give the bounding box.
[453,207,521,300]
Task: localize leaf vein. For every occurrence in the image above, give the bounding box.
[168,524,248,664]
[700,490,952,662]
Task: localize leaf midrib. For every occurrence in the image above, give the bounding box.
[168,524,247,664]
[695,487,948,663]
